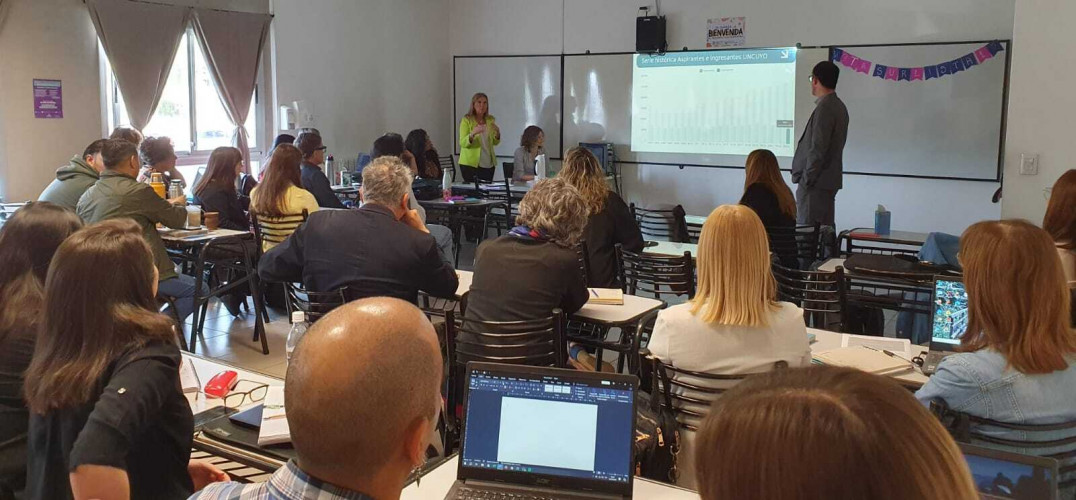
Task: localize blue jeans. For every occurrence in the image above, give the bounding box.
[429,223,456,267]
[158,274,209,322]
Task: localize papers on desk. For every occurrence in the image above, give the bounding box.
[840,333,911,358]
[587,288,624,305]
[257,386,291,446]
[813,346,915,376]
[179,356,200,394]
[158,227,209,239]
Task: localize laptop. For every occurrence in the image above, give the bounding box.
[922,276,969,375]
[960,443,1059,500]
[445,362,637,500]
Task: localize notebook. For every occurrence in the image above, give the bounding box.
[813,345,914,376]
[587,288,624,305]
[257,386,291,446]
[179,357,200,394]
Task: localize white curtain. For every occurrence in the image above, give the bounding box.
[191,8,271,172]
[87,0,190,132]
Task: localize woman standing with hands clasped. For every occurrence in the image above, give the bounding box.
[458,93,500,183]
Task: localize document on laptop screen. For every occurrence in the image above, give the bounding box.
[496,397,598,471]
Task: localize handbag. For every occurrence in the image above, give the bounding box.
[634,359,682,483]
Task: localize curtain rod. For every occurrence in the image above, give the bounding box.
[82,0,273,17]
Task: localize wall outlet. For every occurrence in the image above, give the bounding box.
[1020,154,1039,175]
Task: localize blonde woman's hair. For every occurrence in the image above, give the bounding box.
[695,365,979,500]
[958,219,1076,373]
[515,178,588,248]
[690,205,777,326]
[557,147,609,215]
[465,92,489,120]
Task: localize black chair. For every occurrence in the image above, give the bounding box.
[438,155,457,182]
[617,245,695,301]
[483,162,517,236]
[768,224,823,269]
[285,283,348,323]
[252,210,308,318]
[931,399,1076,490]
[157,294,189,351]
[838,267,934,337]
[772,263,846,332]
[643,350,785,432]
[444,307,566,452]
[686,218,704,244]
[630,203,688,242]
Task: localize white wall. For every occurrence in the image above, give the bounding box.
[1000,0,1074,223]
[273,0,452,167]
[0,0,102,202]
[451,0,1016,234]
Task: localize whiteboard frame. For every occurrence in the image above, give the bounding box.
[452,39,1010,182]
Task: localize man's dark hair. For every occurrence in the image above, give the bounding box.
[371,133,405,159]
[81,139,108,161]
[812,61,840,90]
[295,132,324,159]
[100,139,138,169]
[272,133,295,150]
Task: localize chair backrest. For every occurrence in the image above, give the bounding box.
[772,263,845,331]
[930,399,1076,489]
[616,244,695,300]
[839,266,934,334]
[251,210,309,256]
[501,161,514,182]
[630,202,688,242]
[286,283,348,323]
[445,308,567,416]
[438,155,457,181]
[577,241,591,288]
[645,351,785,432]
[768,224,823,268]
[686,219,704,244]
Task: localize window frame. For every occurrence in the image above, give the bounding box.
[104,27,266,168]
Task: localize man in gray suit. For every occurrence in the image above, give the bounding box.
[791,61,849,227]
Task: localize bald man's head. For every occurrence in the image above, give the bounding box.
[285,297,442,480]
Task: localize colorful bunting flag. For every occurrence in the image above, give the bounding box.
[831,42,1005,83]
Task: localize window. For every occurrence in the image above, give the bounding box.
[105,30,262,184]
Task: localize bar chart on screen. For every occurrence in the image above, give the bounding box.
[631,48,798,157]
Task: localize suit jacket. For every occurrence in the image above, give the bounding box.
[258,204,458,304]
[791,93,849,190]
[300,162,345,209]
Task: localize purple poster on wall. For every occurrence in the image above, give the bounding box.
[33,79,63,119]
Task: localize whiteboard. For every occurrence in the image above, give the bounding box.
[454,56,562,158]
[833,43,1006,180]
[563,49,825,170]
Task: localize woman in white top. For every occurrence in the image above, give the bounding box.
[647,204,812,489]
[512,126,545,182]
[1044,169,1076,287]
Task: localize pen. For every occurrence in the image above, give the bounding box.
[590,289,599,298]
[864,346,913,364]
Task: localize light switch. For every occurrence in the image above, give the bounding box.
[1020,154,1038,176]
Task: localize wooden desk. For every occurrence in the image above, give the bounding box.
[400,456,699,500]
[645,241,698,258]
[808,328,929,388]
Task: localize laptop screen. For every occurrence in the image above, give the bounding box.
[459,364,635,490]
[932,277,969,347]
[960,444,1058,500]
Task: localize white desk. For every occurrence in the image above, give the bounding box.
[401,456,699,500]
[816,257,846,273]
[183,353,283,415]
[455,270,473,299]
[684,215,706,226]
[645,241,698,258]
[808,328,929,388]
[159,227,249,243]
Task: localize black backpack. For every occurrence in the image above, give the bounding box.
[634,356,682,483]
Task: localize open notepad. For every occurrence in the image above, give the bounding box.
[257,386,291,446]
[587,288,624,305]
[813,345,915,376]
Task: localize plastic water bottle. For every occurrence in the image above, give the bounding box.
[442,166,453,200]
[285,311,308,363]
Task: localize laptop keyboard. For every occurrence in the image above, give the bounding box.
[454,486,582,500]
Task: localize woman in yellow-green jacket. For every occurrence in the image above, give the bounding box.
[458,92,501,183]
